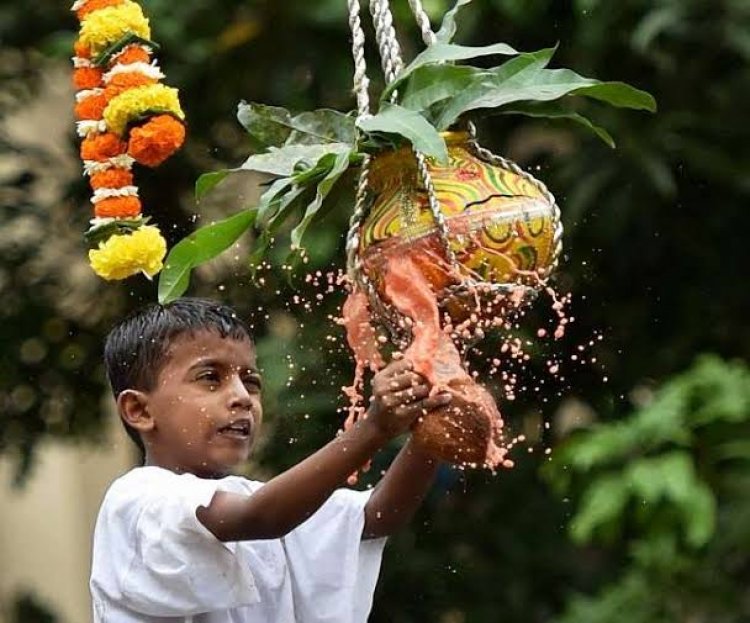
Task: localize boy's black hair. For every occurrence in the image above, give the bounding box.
[104,298,253,455]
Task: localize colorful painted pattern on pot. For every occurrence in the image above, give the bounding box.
[359,135,556,292]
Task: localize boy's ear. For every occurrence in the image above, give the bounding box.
[117,389,155,433]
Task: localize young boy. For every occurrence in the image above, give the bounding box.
[90,297,452,622]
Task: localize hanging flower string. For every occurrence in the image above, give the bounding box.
[71,0,186,281]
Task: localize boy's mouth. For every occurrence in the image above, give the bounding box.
[217,418,252,439]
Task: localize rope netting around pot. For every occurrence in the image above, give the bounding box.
[342,0,562,470]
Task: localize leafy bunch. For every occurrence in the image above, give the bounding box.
[157,2,655,303]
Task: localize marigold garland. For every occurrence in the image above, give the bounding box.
[88,225,167,280]
[75,0,124,20]
[74,92,107,120]
[78,1,151,56]
[73,67,104,90]
[94,196,142,219]
[127,114,186,167]
[115,45,150,65]
[72,0,186,281]
[90,168,134,189]
[103,84,184,136]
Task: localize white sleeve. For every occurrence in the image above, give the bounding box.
[282,488,387,623]
[119,473,260,616]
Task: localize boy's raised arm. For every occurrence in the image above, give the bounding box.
[196,359,451,542]
[362,438,440,539]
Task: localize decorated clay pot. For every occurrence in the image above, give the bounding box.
[359,132,559,324]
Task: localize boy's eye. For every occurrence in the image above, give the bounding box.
[197,370,220,383]
[242,375,262,391]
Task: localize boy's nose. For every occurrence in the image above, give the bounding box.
[227,376,253,411]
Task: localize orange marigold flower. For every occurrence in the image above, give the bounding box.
[74,92,107,120]
[128,114,186,167]
[76,0,124,20]
[90,168,134,189]
[81,132,127,161]
[115,45,151,65]
[108,72,157,91]
[103,84,127,102]
[102,75,156,103]
[94,195,141,218]
[74,40,91,59]
[73,67,104,91]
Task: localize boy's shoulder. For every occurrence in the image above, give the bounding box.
[102,467,261,510]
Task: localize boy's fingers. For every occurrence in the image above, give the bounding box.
[393,384,430,403]
[420,392,453,411]
[395,392,452,417]
[383,357,413,377]
[386,371,425,392]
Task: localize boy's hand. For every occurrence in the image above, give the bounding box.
[367,359,451,439]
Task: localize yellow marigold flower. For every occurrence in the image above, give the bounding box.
[79,1,151,56]
[89,225,167,280]
[103,84,184,136]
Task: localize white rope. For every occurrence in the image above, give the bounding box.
[345,0,372,287]
[369,0,404,85]
[346,0,458,301]
[406,0,437,46]
[347,0,371,118]
[368,0,457,268]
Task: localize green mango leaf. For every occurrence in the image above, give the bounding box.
[290,149,352,248]
[247,230,272,278]
[239,142,352,177]
[399,64,488,115]
[357,104,448,163]
[256,178,295,224]
[157,208,257,304]
[432,48,556,129]
[237,102,356,148]
[265,184,311,231]
[435,0,473,44]
[383,41,519,101]
[285,109,357,145]
[435,53,655,129]
[195,170,232,201]
[237,103,294,149]
[501,101,616,147]
[195,141,352,201]
[572,82,657,112]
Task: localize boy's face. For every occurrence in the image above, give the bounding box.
[140,330,263,478]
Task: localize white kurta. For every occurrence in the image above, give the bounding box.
[90,467,386,622]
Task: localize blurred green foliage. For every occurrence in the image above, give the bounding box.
[548,356,750,622]
[1,0,748,621]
